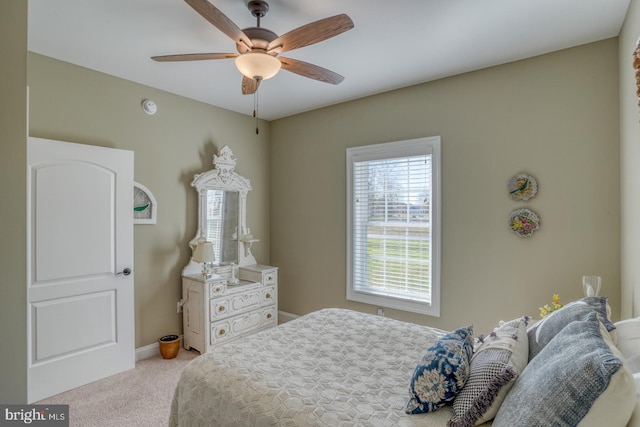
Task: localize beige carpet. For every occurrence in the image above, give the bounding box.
[35,348,199,427]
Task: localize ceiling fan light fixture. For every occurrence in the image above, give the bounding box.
[235,52,281,80]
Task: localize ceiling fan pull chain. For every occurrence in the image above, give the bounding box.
[254,82,260,134]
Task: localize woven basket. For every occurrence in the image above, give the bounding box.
[158,335,180,359]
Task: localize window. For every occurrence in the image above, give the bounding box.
[346,137,441,316]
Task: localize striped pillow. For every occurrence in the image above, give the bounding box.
[449,317,529,427]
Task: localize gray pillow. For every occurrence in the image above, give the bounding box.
[493,312,623,426]
[527,296,614,361]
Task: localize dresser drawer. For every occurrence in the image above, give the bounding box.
[211,300,229,319]
[209,281,226,296]
[210,306,277,345]
[210,285,276,321]
[263,271,277,285]
[239,265,278,286]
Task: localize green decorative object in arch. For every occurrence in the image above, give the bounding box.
[134,182,157,224]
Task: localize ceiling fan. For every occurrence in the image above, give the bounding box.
[152,0,354,95]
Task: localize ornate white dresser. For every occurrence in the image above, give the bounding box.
[182,265,277,352]
[182,145,278,352]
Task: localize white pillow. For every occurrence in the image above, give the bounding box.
[615,318,640,373]
[628,373,640,427]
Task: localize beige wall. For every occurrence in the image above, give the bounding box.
[0,0,28,403]
[27,53,271,349]
[270,39,621,334]
[620,0,640,318]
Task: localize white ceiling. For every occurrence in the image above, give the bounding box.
[28,0,630,121]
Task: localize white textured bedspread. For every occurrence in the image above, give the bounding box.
[169,308,479,427]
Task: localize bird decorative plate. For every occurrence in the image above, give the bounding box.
[508,173,537,201]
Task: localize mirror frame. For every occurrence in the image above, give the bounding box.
[183,145,257,277]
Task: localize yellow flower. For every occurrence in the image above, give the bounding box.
[552,294,563,310]
[539,294,563,318]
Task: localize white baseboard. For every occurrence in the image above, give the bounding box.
[135,315,297,361]
[278,310,299,324]
[135,342,160,361]
[136,335,183,361]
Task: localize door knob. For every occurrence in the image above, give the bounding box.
[117,268,132,276]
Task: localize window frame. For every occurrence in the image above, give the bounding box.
[346,136,441,316]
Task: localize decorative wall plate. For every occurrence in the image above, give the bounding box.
[134,182,157,224]
[509,208,540,237]
[508,173,537,201]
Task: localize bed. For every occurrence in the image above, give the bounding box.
[170,302,640,427]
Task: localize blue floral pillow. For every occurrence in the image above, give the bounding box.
[406,326,474,414]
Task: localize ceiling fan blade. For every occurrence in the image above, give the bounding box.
[184,0,253,49]
[279,57,344,85]
[267,14,354,54]
[151,53,238,62]
[242,76,261,95]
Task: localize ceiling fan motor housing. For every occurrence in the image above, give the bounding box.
[236,27,278,53]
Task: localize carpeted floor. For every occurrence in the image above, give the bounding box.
[35,348,200,427]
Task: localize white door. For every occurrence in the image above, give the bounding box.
[27,137,135,403]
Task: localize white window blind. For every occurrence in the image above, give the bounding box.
[204,189,224,261]
[347,137,441,316]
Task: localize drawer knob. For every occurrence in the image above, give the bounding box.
[265,293,271,299]
[267,313,272,319]
[218,306,225,312]
[219,329,226,336]
[266,275,273,281]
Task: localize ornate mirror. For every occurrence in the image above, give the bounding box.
[183,145,257,277]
